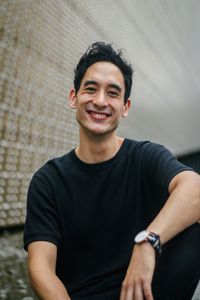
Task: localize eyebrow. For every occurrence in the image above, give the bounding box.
[83,80,122,92]
[84,80,97,87]
[109,83,122,93]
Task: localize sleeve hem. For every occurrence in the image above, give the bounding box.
[24,234,60,251]
[165,166,193,192]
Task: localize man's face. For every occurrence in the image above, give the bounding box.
[70,61,130,137]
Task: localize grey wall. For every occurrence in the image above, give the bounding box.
[0,0,200,228]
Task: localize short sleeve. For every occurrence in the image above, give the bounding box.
[23,172,61,251]
[146,143,193,193]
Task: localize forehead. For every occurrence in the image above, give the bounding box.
[81,61,125,88]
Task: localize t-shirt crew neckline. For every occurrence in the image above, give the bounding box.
[69,138,131,171]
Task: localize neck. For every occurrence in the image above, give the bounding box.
[76,129,124,163]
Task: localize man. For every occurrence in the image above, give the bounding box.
[24,42,200,300]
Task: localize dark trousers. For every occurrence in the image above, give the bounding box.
[72,224,200,300]
[152,223,200,300]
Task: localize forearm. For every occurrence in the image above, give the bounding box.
[120,172,200,300]
[29,267,71,300]
[147,172,200,244]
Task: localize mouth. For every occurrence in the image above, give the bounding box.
[86,109,112,120]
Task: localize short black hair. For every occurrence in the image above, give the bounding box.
[74,42,133,103]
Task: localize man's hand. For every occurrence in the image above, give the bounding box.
[120,242,156,300]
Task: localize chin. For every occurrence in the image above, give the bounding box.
[88,126,119,137]
[78,119,119,136]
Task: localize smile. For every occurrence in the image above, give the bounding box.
[86,110,112,120]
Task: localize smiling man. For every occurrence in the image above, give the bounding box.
[69,61,130,162]
[24,42,200,300]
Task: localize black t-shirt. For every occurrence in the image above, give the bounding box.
[23,139,192,299]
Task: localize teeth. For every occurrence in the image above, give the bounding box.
[92,113,107,119]
[86,110,111,119]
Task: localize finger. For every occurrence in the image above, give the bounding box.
[126,286,134,300]
[143,282,154,300]
[134,283,143,300]
[119,284,126,300]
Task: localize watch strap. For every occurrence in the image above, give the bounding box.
[134,230,162,255]
[147,232,162,255]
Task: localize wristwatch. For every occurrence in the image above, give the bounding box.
[134,230,162,255]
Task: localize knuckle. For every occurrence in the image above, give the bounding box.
[135,276,144,285]
[145,292,152,299]
[122,280,128,290]
[141,277,150,285]
[122,280,133,290]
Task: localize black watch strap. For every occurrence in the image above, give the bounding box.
[147,232,162,255]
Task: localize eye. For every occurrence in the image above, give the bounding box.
[108,90,119,97]
[85,87,96,93]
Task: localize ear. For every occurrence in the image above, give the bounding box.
[121,99,131,117]
[69,89,77,109]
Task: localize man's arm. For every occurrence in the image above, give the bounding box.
[28,241,71,300]
[120,170,200,300]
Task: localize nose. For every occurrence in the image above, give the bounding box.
[93,90,108,107]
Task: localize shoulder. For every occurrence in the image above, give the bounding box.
[125,138,168,158]
[127,138,192,172]
[126,138,193,186]
[35,151,72,175]
[30,150,74,188]
[126,138,164,149]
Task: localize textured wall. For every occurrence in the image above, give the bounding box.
[0,0,113,228]
[0,0,81,227]
[0,0,200,228]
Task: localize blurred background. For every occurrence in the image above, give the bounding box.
[0,0,199,299]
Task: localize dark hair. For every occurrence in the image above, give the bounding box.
[74,42,133,103]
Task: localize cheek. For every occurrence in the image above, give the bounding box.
[76,105,87,118]
[116,104,126,114]
[78,95,93,106]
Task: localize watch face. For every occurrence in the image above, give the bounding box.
[135,230,149,243]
